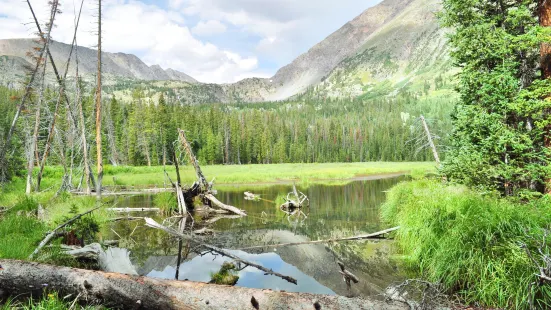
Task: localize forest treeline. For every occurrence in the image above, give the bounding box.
[0,84,453,178]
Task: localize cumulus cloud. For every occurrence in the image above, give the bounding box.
[0,0,263,83]
[179,0,381,65]
[191,20,227,36]
[0,0,381,83]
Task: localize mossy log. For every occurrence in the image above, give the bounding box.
[0,260,407,310]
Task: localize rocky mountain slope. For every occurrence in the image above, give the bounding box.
[0,0,453,103]
[0,38,197,83]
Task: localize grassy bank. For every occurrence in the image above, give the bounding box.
[102,162,433,186]
[381,179,551,309]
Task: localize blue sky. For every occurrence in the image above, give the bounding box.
[0,0,381,83]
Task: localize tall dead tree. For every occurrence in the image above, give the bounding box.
[0,1,59,183]
[25,51,48,194]
[541,0,551,193]
[95,0,103,198]
[420,115,440,165]
[36,1,83,191]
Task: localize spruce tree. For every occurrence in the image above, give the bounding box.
[440,0,551,197]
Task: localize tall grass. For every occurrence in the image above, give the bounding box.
[381,179,551,309]
[0,291,100,309]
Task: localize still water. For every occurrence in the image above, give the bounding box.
[106,176,406,298]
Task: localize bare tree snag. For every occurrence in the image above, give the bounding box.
[0,0,59,182]
[419,115,440,165]
[0,260,406,310]
[96,0,103,198]
[26,53,48,194]
[178,129,208,189]
[541,0,551,193]
[36,7,82,191]
[204,194,246,216]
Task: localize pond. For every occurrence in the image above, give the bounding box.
[105,175,406,299]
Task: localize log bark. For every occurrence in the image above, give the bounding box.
[0,260,406,310]
[204,194,246,216]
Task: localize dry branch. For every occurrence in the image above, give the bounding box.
[144,218,297,284]
[29,206,101,258]
[204,194,246,216]
[238,226,399,251]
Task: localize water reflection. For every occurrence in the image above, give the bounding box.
[106,176,406,298]
[145,250,335,295]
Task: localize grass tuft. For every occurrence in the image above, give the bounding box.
[381,179,551,309]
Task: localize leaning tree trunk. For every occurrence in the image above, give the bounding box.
[0,260,406,310]
[541,0,551,193]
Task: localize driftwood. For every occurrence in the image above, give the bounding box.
[108,216,145,222]
[238,226,400,251]
[0,260,407,310]
[64,243,102,260]
[338,261,359,293]
[244,192,260,201]
[29,206,101,258]
[107,208,160,213]
[203,194,246,216]
[144,218,297,284]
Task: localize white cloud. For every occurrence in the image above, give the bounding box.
[0,0,263,83]
[191,20,227,36]
[180,0,381,65]
[0,0,382,83]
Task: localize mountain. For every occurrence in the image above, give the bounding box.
[0,0,453,103]
[183,0,453,103]
[0,38,197,84]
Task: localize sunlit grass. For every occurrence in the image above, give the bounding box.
[381,179,551,309]
[100,162,435,187]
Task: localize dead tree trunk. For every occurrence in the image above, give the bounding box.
[95,0,103,198]
[26,54,48,194]
[0,260,405,310]
[419,115,440,165]
[36,13,81,191]
[540,0,551,194]
[178,129,208,189]
[0,1,59,182]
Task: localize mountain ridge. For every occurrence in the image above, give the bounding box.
[0,38,197,83]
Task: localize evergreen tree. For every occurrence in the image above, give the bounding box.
[440,0,551,196]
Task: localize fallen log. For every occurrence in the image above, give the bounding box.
[29,206,101,258]
[0,260,407,310]
[204,194,246,216]
[237,226,400,251]
[107,208,160,213]
[144,218,296,284]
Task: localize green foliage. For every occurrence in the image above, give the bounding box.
[153,192,176,214]
[0,212,46,260]
[440,0,551,196]
[210,262,239,285]
[1,291,102,309]
[61,204,100,245]
[381,180,551,309]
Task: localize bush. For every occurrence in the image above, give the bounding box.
[381,179,551,309]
